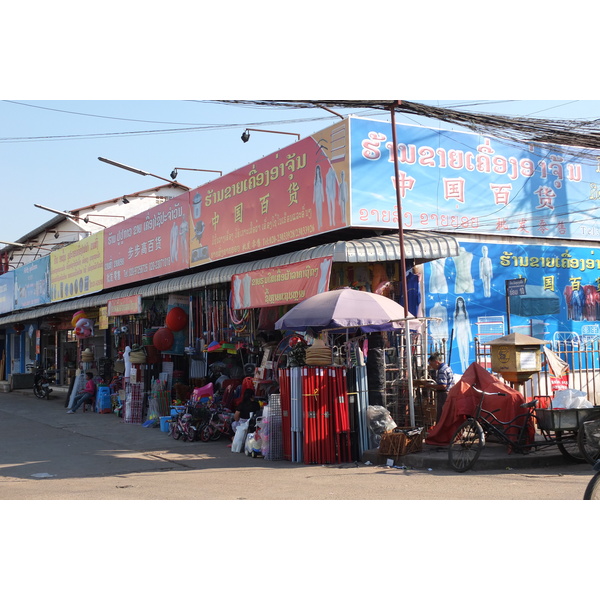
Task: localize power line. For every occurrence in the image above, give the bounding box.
[215,100,600,150]
[0,113,352,144]
[2,100,212,126]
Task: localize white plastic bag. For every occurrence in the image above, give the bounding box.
[366,405,398,449]
[231,420,249,452]
[553,388,592,409]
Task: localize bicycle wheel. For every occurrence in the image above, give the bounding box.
[583,471,600,499]
[185,426,197,442]
[577,422,600,465]
[199,425,212,442]
[170,423,182,440]
[448,418,485,472]
[555,431,586,462]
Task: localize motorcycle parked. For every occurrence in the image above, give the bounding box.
[33,366,56,400]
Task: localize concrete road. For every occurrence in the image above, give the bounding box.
[0,391,596,500]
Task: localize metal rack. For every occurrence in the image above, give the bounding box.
[382,331,434,428]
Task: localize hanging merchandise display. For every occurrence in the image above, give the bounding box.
[165,306,188,332]
[74,317,94,339]
[153,327,174,351]
[81,347,94,362]
[71,310,94,340]
[229,291,250,334]
[129,344,147,364]
[71,310,87,327]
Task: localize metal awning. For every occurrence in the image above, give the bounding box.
[0,230,458,326]
[332,230,459,262]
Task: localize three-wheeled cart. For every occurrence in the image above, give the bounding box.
[448,387,600,472]
[535,406,600,464]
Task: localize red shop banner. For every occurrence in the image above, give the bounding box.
[231,257,333,309]
[190,124,350,267]
[107,294,143,316]
[103,198,190,288]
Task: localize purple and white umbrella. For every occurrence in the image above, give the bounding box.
[274,288,420,333]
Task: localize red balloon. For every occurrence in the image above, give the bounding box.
[165,307,188,332]
[153,327,174,351]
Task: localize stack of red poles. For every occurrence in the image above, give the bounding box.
[301,366,351,464]
[329,367,352,463]
[278,368,293,461]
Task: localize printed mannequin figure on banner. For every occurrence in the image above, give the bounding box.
[479,245,493,298]
[313,165,324,230]
[453,296,473,373]
[429,302,449,347]
[453,247,474,295]
[429,258,448,294]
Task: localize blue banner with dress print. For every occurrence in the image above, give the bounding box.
[0,271,15,314]
[349,117,598,242]
[424,240,600,375]
[14,256,50,310]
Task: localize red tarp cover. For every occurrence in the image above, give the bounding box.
[425,362,535,448]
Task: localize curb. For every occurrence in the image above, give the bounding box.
[362,443,571,471]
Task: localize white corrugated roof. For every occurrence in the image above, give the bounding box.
[0,231,458,325]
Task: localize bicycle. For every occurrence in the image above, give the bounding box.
[447,385,584,472]
[198,407,234,442]
[170,409,197,442]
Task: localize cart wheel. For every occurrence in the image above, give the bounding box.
[583,470,600,500]
[555,431,586,462]
[448,418,485,472]
[577,421,600,465]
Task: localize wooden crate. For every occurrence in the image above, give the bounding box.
[379,428,424,458]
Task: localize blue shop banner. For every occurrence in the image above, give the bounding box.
[424,241,600,375]
[14,256,50,310]
[0,271,15,314]
[349,117,598,242]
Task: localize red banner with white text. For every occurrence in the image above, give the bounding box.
[231,257,333,309]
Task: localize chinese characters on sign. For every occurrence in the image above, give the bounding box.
[189,123,351,266]
[350,117,595,241]
[103,201,190,288]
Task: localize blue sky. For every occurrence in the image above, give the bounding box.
[1,99,599,244]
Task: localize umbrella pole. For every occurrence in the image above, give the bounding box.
[405,325,415,427]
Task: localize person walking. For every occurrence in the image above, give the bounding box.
[426,353,454,422]
[67,372,97,414]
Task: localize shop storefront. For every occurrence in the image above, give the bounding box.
[0,228,458,459]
